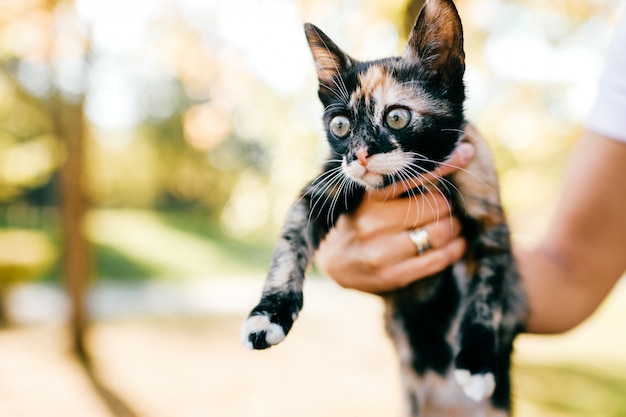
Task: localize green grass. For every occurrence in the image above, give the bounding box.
[16,207,273,282]
[86,208,272,280]
[95,243,158,280]
[158,209,274,270]
[512,285,626,416]
[515,363,626,416]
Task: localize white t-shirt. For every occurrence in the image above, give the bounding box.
[586,15,626,143]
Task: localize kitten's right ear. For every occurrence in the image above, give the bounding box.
[304,23,353,96]
[403,0,464,88]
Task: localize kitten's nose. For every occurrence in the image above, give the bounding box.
[356,149,369,167]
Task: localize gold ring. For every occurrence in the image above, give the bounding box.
[408,228,432,255]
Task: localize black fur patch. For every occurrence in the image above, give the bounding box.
[391,267,461,375]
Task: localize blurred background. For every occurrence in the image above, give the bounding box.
[0,0,625,416]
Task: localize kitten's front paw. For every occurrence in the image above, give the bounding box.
[454,369,495,402]
[241,314,287,350]
[241,291,302,350]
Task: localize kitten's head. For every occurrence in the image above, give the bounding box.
[305,0,465,190]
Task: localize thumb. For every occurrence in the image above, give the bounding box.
[434,141,475,177]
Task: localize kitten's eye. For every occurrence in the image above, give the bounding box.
[330,115,351,138]
[385,108,411,130]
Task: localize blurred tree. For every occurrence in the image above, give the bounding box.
[0,0,622,270]
[53,91,90,356]
[0,0,92,353]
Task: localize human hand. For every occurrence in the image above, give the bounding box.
[315,137,475,294]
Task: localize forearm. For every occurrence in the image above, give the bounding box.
[517,130,626,334]
[516,246,617,334]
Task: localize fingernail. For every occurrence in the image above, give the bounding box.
[457,143,474,164]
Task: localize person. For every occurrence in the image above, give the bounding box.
[315,14,626,335]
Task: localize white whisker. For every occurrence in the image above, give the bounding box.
[401,164,454,229]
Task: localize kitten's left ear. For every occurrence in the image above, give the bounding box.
[304,23,353,96]
[403,0,465,88]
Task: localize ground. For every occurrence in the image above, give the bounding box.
[0,277,624,417]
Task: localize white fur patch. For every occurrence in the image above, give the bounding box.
[240,314,286,350]
[454,369,496,402]
[342,150,412,189]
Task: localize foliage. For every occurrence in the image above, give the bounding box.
[0,0,623,280]
[0,229,56,285]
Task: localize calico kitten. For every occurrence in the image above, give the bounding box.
[241,0,527,415]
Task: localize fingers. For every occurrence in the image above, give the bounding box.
[412,216,462,255]
[354,192,453,238]
[332,236,467,294]
[327,214,462,293]
[381,237,467,291]
[358,215,462,272]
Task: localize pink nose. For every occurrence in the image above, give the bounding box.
[356,149,369,167]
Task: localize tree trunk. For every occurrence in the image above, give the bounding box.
[53,94,91,359]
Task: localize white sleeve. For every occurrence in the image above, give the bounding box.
[585,15,626,143]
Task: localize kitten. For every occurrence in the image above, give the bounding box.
[241,0,527,415]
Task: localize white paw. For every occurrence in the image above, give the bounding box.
[240,314,286,350]
[454,369,495,402]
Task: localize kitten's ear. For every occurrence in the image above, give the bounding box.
[304,23,353,95]
[403,0,465,87]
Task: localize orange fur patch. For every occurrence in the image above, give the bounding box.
[352,65,449,118]
[357,66,388,101]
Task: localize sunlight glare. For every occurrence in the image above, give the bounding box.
[215,0,310,94]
